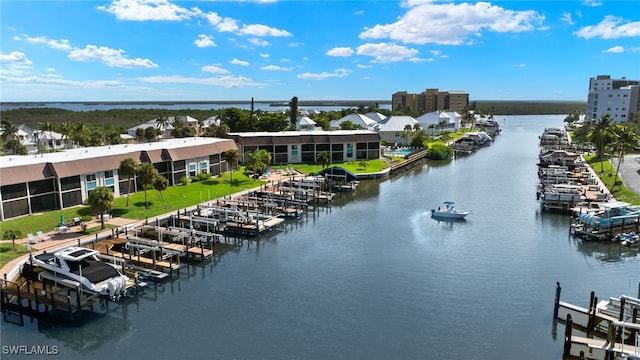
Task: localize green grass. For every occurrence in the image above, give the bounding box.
[585,155,640,205]
[0,242,28,269]
[290,159,392,175]
[0,170,267,237]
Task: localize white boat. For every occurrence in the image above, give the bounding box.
[31,247,128,300]
[431,201,471,220]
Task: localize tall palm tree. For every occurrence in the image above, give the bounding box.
[587,114,615,172]
[136,162,158,210]
[153,174,169,209]
[612,125,639,191]
[224,149,239,184]
[119,157,139,207]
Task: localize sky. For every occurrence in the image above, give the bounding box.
[0,0,639,103]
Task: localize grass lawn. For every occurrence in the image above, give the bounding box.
[0,242,28,269]
[290,159,393,175]
[585,155,640,205]
[0,170,267,237]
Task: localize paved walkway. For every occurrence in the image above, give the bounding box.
[611,154,640,196]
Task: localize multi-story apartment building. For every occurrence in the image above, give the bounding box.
[586,75,640,123]
[392,88,468,114]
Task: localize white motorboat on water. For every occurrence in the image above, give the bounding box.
[431,201,471,220]
[31,247,128,300]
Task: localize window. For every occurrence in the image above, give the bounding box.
[291,145,298,155]
[346,144,353,158]
[189,163,197,177]
[200,161,208,174]
[104,170,115,186]
[86,174,97,191]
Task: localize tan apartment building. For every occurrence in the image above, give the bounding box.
[392,88,468,114]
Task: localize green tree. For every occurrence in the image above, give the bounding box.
[119,157,139,207]
[156,115,170,138]
[289,96,298,129]
[401,124,413,145]
[339,120,362,130]
[2,230,23,251]
[144,126,158,142]
[153,174,170,209]
[224,149,239,184]
[246,149,272,175]
[316,150,332,169]
[426,142,453,160]
[612,125,639,191]
[88,186,114,230]
[136,162,158,209]
[587,114,615,171]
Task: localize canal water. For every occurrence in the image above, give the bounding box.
[2,115,638,359]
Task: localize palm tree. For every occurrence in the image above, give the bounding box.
[612,125,639,191]
[587,114,615,171]
[119,157,138,207]
[156,115,170,138]
[152,174,169,209]
[1,119,19,144]
[224,149,239,184]
[87,186,114,230]
[71,121,89,147]
[136,162,158,209]
[316,150,332,169]
[401,124,413,145]
[58,121,72,148]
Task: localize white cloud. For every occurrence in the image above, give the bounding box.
[356,64,373,69]
[355,10,364,16]
[582,0,603,7]
[0,51,33,65]
[326,47,354,57]
[138,75,264,88]
[18,35,73,51]
[574,15,640,39]
[513,63,527,67]
[97,0,197,21]
[259,53,270,58]
[630,47,640,53]
[356,43,419,63]
[360,2,544,45]
[68,45,158,68]
[195,34,216,48]
[238,24,292,37]
[261,65,293,71]
[297,68,351,80]
[202,65,229,74]
[230,58,250,66]
[561,12,574,25]
[604,46,624,53]
[249,38,270,46]
[204,12,240,32]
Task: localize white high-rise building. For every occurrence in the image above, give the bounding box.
[586,75,640,123]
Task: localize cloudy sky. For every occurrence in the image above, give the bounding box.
[1,0,639,102]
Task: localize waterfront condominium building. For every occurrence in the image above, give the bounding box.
[586,75,640,123]
[392,88,469,114]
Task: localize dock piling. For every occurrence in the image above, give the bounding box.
[563,313,573,357]
[554,282,561,318]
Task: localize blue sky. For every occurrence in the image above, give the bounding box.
[1,0,639,102]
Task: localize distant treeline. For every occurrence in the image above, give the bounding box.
[0,100,587,131]
[473,100,586,115]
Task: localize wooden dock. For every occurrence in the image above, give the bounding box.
[553,282,640,359]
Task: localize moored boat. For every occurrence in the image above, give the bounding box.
[31,247,129,300]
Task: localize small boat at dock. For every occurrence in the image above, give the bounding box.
[431,201,471,220]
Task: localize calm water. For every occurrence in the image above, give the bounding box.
[2,115,638,359]
[0,102,391,113]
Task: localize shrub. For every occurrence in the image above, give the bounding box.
[426,142,453,160]
[180,176,190,185]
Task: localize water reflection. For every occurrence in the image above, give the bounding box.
[573,236,640,263]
